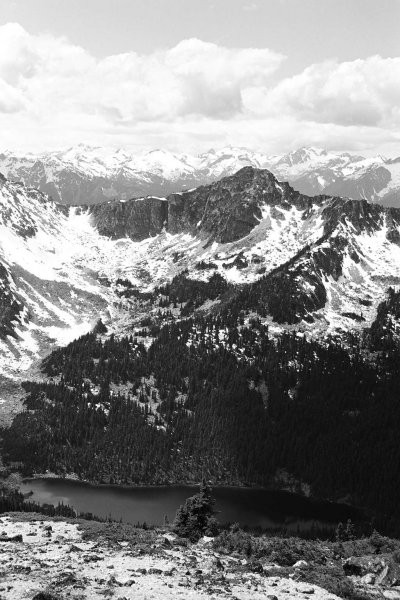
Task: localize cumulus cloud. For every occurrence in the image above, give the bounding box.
[0,22,399,155]
[0,24,284,124]
[254,56,400,128]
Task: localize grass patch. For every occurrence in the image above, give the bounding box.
[79,519,159,547]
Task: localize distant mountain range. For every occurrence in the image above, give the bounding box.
[1,145,399,207]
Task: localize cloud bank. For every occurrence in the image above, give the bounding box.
[0,22,399,155]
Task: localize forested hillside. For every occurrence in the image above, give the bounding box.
[2,290,400,533]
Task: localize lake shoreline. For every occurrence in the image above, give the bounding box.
[21,471,359,511]
[19,476,364,532]
[22,467,318,497]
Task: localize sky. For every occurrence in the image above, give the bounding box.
[0,0,399,156]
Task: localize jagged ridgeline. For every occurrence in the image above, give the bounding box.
[3,293,400,532]
[1,145,400,207]
[2,165,400,376]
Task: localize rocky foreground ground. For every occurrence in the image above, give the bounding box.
[1,514,400,600]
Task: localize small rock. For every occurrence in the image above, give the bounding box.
[248,560,264,574]
[293,560,309,569]
[164,569,176,576]
[0,534,23,543]
[383,591,400,600]
[361,573,376,584]
[267,595,279,600]
[376,564,390,585]
[162,537,172,548]
[213,558,224,571]
[343,558,363,576]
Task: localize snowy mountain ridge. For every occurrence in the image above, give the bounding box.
[1,144,399,207]
[1,165,400,397]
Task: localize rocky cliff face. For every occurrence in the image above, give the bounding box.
[0,263,24,339]
[166,167,322,243]
[91,197,168,240]
[90,167,400,245]
[91,167,328,243]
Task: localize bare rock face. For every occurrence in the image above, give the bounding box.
[90,167,327,244]
[167,167,279,242]
[0,264,25,340]
[89,166,400,253]
[166,167,330,242]
[322,198,385,235]
[91,197,168,240]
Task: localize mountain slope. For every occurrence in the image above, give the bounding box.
[0,175,110,381]
[1,165,400,386]
[90,167,400,334]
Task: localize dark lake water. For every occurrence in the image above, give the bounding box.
[20,479,361,533]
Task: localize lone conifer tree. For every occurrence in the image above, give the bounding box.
[173,482,219,541]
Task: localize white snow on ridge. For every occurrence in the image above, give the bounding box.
[1,167,400,384]
[1,144,399,207]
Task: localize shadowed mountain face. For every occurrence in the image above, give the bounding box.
[91,167,328,243]
[90,197,168,241]
[91,166,400,245]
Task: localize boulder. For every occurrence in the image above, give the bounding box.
[293,560,309,570]
[343,558,363,576]
[0,534,23,543]
[361,573,376,584]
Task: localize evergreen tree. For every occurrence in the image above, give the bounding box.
[93,319,108,335]
[173,482,218,541]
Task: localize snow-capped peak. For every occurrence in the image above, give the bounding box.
[0,144,399,207]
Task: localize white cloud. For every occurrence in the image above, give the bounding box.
[257,56,400,128]
[0,22,399,156]
[0,24,284,124]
